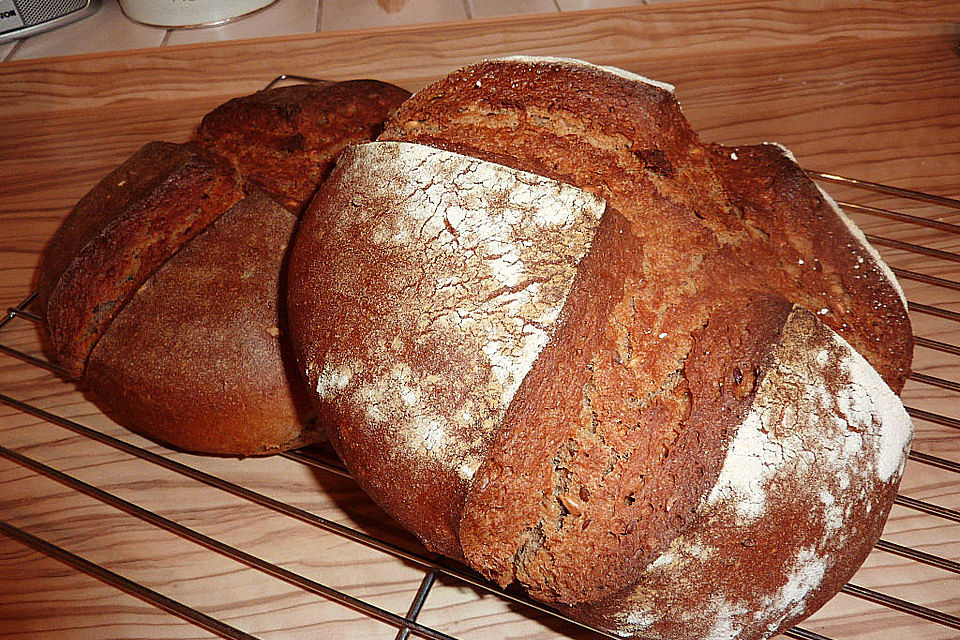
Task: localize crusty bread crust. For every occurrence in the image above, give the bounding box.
[36,142,196,314]
[583,306,910,640]
[705,141,911,389]
[39,79,410,456]
[380,57,911,393]
[459,291,797,606]
[195,80,411,214]
[85,189,318,455]
[288,141,607,556]
[290,57,915,639]
[45,145,243,379]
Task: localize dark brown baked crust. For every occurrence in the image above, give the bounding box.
[45,144,243,379]
[289,141,609,557]
[459,286,795,605]
[85,189,318,455]
[289,58,914,639]
[375,57,912,599]
[39,78,410,456]
[36,142,197,314]
[705,142,911,389]
[564,306,903,640]
[194,80,412,214]
[379,58,911,394]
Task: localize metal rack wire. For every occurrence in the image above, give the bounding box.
[0,77,957,639]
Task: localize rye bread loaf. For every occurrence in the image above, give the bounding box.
[287,58,914,639]
[84,189,317,454]
[38,79,410,455]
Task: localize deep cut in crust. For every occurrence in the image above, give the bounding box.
[288,141,608,556]
[44,144,243,379]
[85,189,319,455]
[380,58,911,391]
[36,142,200,315]
[583,306,910,640]
[289,57,914,639]
[39,79,410,456]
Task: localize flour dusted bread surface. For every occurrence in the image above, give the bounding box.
[289,57,914,639]
[380,57,911,392]
[39,79,410,455]
[594,307,910,640]
[288,141,608,556]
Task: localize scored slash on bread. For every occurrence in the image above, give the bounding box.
[37,79,411,456]
[288,57,914,640]
[379,56,911,393]
[576,305,911,640]
[41,143,243,379]
[289,140,609,557]
[84,189,318,455]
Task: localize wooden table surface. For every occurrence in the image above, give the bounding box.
[1,1,958,638]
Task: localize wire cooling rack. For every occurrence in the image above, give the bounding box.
[0,77,958,640]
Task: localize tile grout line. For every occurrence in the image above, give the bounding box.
[4,38,24,62]
[316,0,323,32]
[462,0,473,20]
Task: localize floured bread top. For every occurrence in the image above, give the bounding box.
[301,141,606,552]
[317,141,605,448]
[291,57,915,636]
[614,306,912,640]
[707,311,911,523]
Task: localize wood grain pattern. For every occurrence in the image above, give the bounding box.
[0,0,958,638]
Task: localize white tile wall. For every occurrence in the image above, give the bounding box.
[320,0,466,31]
[468,0,557,19]
[165,0,319,46]
[1,0,661,62]
[8,0,165,61]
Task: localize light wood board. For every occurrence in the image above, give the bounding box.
[0,1,957,638]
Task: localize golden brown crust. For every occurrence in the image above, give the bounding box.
[574,306,908,640]
[194,80,411,214]
[288,141,608,557]
[45,145,243,379]
[460,291,796,606]
[373,57,912,607]
[84,189,318,455]
[705,142,912,390]
[289,57,915,638]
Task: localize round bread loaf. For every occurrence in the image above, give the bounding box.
[287,58,914,638]
[38,79,410,455]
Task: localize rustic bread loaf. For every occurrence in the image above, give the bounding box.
[41,142,244,379]
[84,188,318,454]
[287,58,913,639]
[38,79,410,455]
